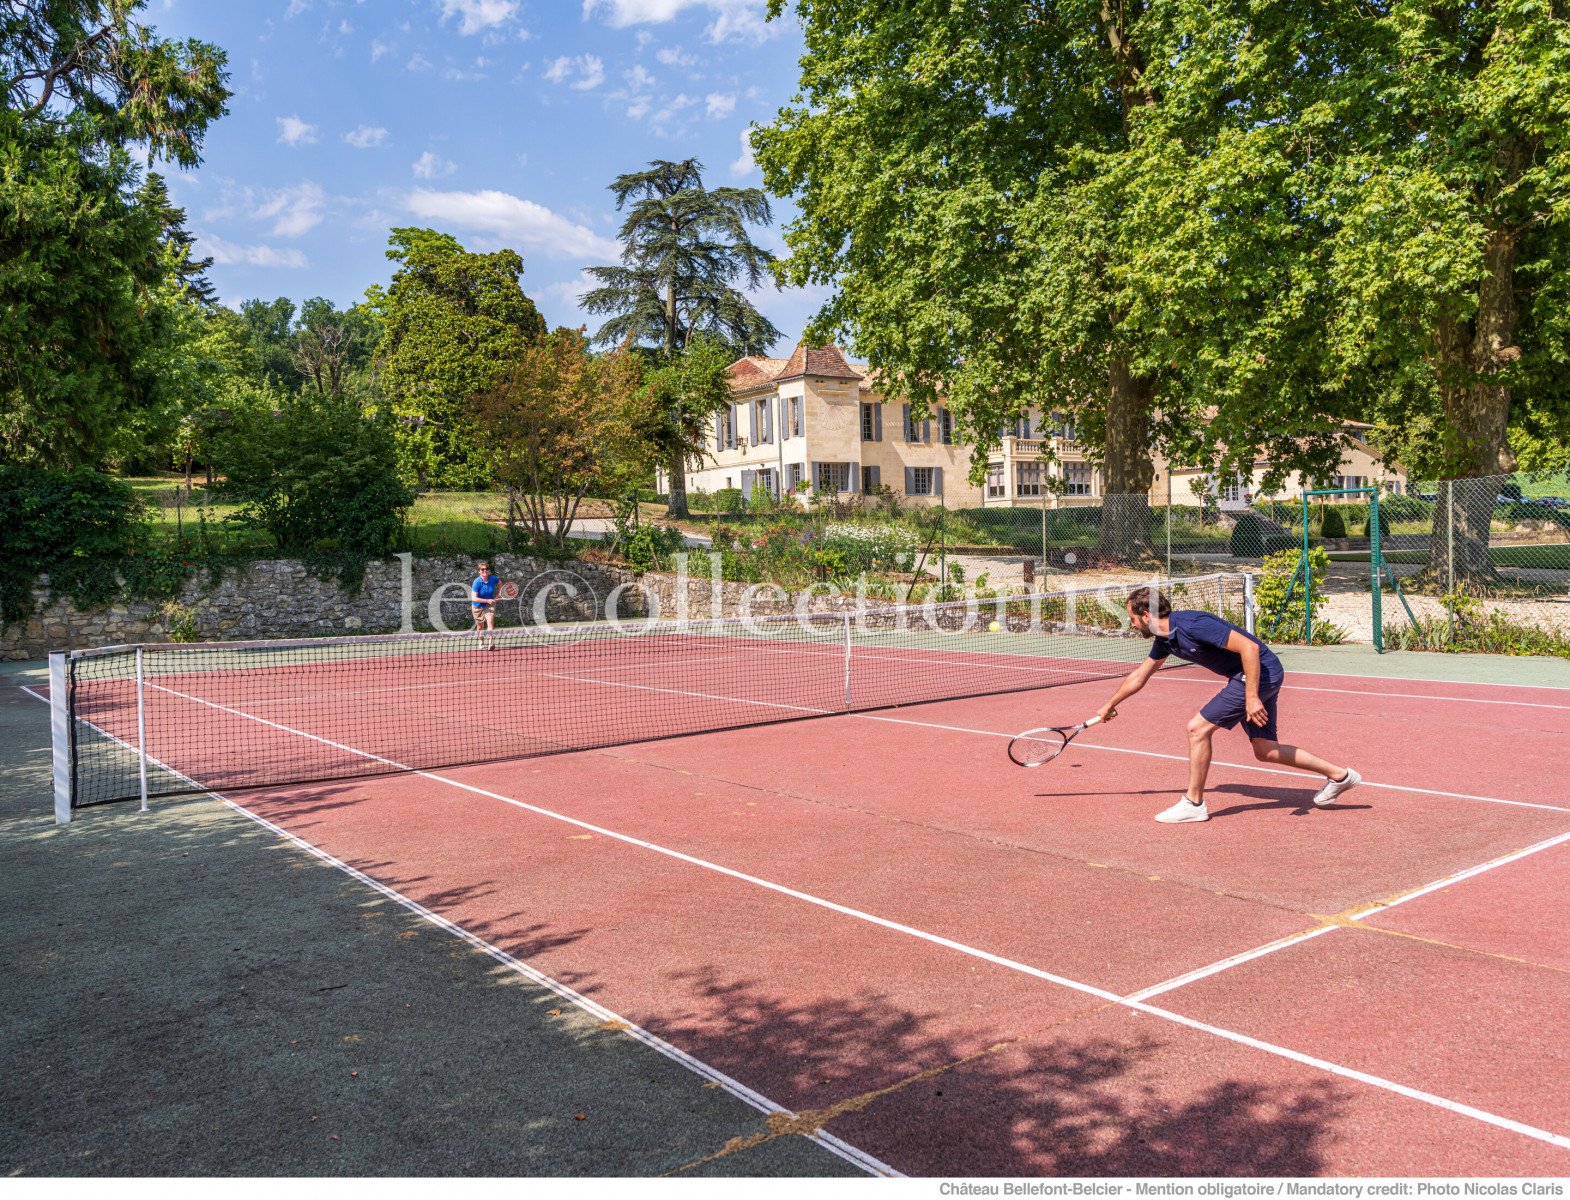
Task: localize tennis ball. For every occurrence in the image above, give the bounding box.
[989,620,1001,633]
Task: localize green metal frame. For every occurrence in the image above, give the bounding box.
[1300,486,1416,653]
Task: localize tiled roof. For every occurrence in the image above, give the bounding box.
[727,343,867,394]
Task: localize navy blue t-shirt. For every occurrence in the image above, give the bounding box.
[1149,610,1282,683]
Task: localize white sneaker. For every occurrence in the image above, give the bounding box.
[1155,797,1209,823]
[1312,768,1361,807]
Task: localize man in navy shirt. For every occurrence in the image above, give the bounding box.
[1095,588,1360,823]
[471,561,499,650]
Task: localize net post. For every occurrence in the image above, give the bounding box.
[136,647,149,813]
[49,651,72,825]
[1243,572,1255,634]
[842,612,852,707]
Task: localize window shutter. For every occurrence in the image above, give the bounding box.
[727,403,737,449]
[902,404,911,442]
[741,469,755,502]
[933,466,944,495]
[749,402,758,444]
[923,418,931,444]
[867,465,880,490]
[874,404,882,441]
[715,413,724,452]
[1022,414,1032,439]
[849,463,860,493]
[810,461,820,491]
[904,467,915,495]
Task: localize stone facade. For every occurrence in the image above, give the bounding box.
[1,553,644,661]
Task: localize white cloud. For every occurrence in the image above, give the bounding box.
[405,188,621,260]
[407,53,432,71]
[583,0,773,43]
[544,54,605,89]
[437,0,518,36]
[413,151,458,179]
[625,64,656,90]
[729,125,756,177]
[539,270,597,309]
[705,91,735,118]
[201,236,310,269]
[371,38,394,62]
[276,115,318,146]
[251,182,326,236]
[344,124,389,148]
[285,0,310,16]
[339,19,354,33]
[655,44,696,67]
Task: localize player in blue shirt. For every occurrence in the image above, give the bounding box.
[1095,587,1360,823]
[471,561,499,650]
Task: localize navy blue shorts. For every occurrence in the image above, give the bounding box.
[1200,672,1283,742]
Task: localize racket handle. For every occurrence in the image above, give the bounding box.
[1084,709,1115,727]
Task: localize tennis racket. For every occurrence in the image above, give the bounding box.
[496,581,520,601]
[1007,712,1112,767]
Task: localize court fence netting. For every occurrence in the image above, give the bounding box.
[48,572,1251,822]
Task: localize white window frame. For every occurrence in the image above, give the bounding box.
[1016,461,1043,496]
[986,463,1006,498]
[1064,464,1093,496]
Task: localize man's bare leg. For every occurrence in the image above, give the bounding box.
[1252,740,1346,781]
[1186,714,1220,804]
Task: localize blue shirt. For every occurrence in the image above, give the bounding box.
[472,575,498,607]
[1149,610,1282,683]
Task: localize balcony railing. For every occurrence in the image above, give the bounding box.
[1003,435,1081,456]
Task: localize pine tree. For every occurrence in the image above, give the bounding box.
[583,158,781,518]
[138,173,216,304]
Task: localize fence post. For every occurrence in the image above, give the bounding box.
[1243,572,1255,635]
[1371,489,1384,653]
[1165,474,1172,578]
[1301,490,1312,645]
[1446,480,1455,643]
[136,646,148,813]
[1040,497,1047,585]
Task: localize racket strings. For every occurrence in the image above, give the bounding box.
[1011,729,1068,767]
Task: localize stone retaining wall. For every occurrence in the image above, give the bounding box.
[0,553,643,661]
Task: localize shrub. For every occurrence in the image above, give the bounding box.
[0,466,146,630]
[211,392,412,554]
[1361,508,1391,538]
[1320,507,1347,539]
[1385,593,1570,658]
[1264,535,1298,555]
[1229,511,1265,557]
[1254,545,1345,644]
[159,600,201,643]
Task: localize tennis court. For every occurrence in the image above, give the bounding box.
[38,578,1570,1176]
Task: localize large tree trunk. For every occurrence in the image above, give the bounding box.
[1425,224,1520,587]
[1100,356,1157,564]
[666,451,690,520]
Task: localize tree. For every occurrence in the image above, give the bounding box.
[138,171,214,303]
[367,227,546,490]
[210,386,412,554]
[0,1,230,467]
[754,1,1188,560]
[582,158,781,518]
[291,297,377,398]
[1114,0,1570,582]
[636,336,735,505]
[469,329,650,548]
[241,297,298,386]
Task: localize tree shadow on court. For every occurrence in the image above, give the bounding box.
[653,967,1348,1176]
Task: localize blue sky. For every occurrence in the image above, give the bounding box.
[151,0,822,353]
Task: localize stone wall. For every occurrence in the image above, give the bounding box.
[0,553,643,661]
[636,554,896,621]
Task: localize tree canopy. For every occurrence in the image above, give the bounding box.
[366,227,547,489]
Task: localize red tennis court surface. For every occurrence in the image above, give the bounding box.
[105,663,1570,1175]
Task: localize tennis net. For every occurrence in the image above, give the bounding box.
[49,572,1249,819]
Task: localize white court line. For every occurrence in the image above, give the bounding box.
[851,713,1570,812]
[1155,674,1570,712]
[1350,829,1570,921]
[128,681,1570,1155]
[26,688,894,1178]
[1126,829,1570,1002]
